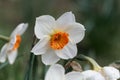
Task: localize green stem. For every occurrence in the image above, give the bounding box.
[24,35,38,80]
[32,56,38,80]
[77,54,102,71]
[0,35,10,41]
[41,64,47,80]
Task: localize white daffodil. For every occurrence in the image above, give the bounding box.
[45,64,83,80]
[31,12,85,65]
[82,55,120,80]
[87,66,120,80]
[101,66,120,80]
[90,61,120,80]
[81,70,105,80]
[0,23,28,64]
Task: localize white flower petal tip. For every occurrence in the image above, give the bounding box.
[103,66,120,80]
[49,64,64,71]
[45,64,83,80]
[36,15,55,22]
[8,50,18,64]
[66,23,85,43]
[0,56,6,63]
[35,15,55,39]
[31,37,50,55]
[65,71,83,80]
[30,50,40,55]
[45,64,65,80]
[0,44,8,63]
[17,23,28,35]
[10,23,28,37]
[82,70,105,80]
[56,11,76,26]
[41,51,60,65]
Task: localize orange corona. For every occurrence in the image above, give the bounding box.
[50,32,69,50]
[12,35,21,50]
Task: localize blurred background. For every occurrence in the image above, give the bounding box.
[0,0,120,80]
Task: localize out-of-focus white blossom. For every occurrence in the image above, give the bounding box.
[0,23,28,64]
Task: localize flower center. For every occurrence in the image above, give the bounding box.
[50,32,69,50]
[12,35,21,50]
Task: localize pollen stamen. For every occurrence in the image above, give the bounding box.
[50,32,69,50]
[12,35,21,50]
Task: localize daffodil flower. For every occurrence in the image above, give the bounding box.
[82,55,120,80]
[0,23,28,64]
[82,66,120,80]
[81,70,105,80]
[101,66,120,80]
[31,12,85,65]
[45,64,83,80]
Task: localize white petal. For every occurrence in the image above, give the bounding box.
[82,70,105,80]
[31,36,50,55]
[35,15,56,39]
[41,49,60,65]
[66,23,85,43]
[57,12,75,26]
[0,44,8,63]
[7,49,17,64]
[65,71,83,80]
[103,66,120,80]
[45,64,65,80]
[55,42,77,59]
[8,35,16,50]
[10,23,28,37]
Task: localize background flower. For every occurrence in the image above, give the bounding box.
[0,23,28,64]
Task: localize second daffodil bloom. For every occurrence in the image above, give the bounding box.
[101,66,120,80]
[82,55,120,80]
[82,70,105,80]
[82,66,120,80]
[45,64,83,80]
[0,23,28,64]
[31,12,85,65]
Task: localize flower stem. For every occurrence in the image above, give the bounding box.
[41,65,47,80]
[24,35,38,80]
[77,54,102,71]
[0,35,10,41]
